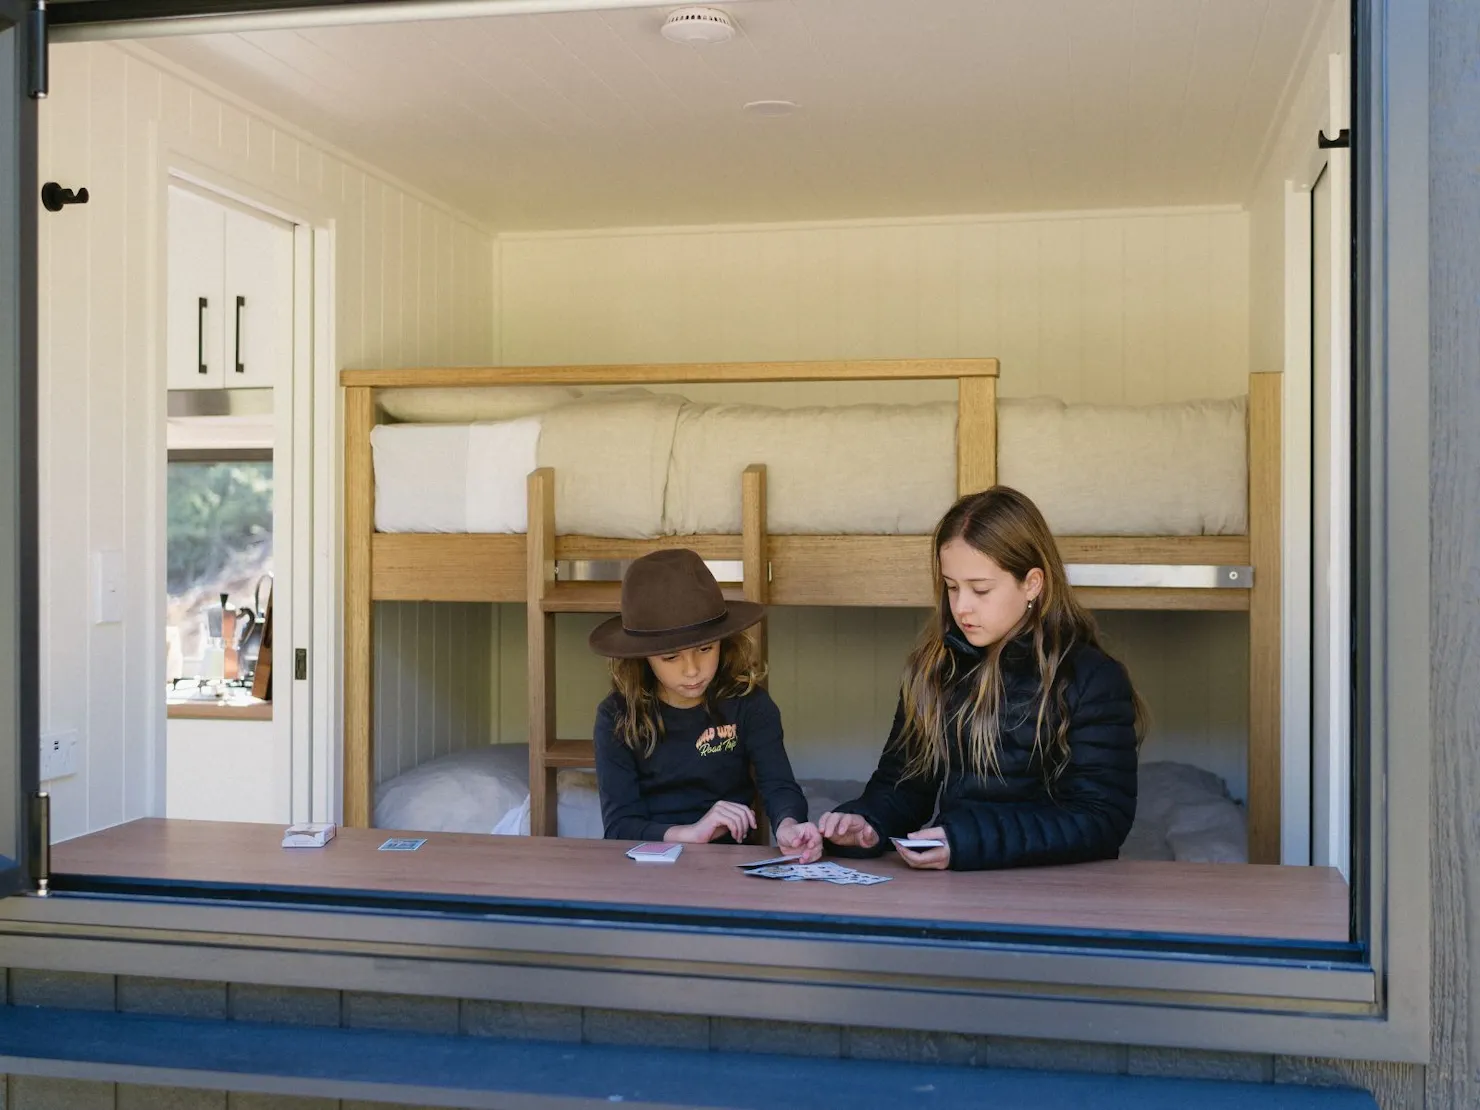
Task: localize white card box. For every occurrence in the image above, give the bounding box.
[626,842,682,863]
[282,822,336,848]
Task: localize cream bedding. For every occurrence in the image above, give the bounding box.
[370,393,1250,538]
[663,401,958,535]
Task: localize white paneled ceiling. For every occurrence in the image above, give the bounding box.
[141,0,1328,230]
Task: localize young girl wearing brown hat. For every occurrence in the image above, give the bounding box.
[588,549,822,861]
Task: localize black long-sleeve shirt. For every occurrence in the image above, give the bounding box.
[831,632,1138,871]
[592,687,809,842]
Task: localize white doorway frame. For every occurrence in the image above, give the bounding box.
[152,150,335,826]
[310,225,340,825]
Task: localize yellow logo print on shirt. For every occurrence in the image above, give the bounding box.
[696,723,738,756]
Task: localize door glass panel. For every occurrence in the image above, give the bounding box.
[0,2,39,894]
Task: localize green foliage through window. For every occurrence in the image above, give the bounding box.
[167,461,273,593]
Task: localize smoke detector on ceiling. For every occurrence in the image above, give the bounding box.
[661,7,737,45]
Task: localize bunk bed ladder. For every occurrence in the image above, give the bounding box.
[527,468,559,837]
[743,464,770,846]
[526,464,774,841]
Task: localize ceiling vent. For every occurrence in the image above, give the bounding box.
[660,7,737,45]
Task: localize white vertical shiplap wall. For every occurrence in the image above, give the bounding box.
[37,42,496,841]
[499,210,1250,406]
[373,603,492,788]
[487,209,1253,801]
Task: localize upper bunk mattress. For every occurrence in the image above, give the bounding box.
[370,393,1248,538]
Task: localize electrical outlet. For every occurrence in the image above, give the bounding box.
[39,730,79,782]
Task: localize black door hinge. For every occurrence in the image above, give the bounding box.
[295,648,307,680]
[28,792,51,897]
[27,1,48,100]
[1318,128,1350,149]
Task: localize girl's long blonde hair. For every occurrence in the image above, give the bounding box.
[897,486,1145,785]
[608,633,766,758]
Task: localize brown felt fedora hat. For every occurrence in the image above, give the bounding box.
[588,549,764,659]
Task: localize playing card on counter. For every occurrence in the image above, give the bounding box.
[747,864,806,881]
[377,837,427,852]
[736,854,802,869]
[828,871,892,885]
[743,862,891,886]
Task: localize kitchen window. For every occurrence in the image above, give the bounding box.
[165,448,273,696]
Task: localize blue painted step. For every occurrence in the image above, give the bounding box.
[0,1005,1377,1109]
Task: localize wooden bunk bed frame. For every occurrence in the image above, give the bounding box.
[340,360,1283,864]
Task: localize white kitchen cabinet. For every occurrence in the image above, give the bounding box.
[165,186,224,390]
[166,185,293,391]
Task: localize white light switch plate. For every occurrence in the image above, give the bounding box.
[40,730,79,782]
[93,550,123,624]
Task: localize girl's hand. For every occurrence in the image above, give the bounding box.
[775,818,823,863]
[894,826,951,870]
[667,800,756,844]
[817,811,880,850]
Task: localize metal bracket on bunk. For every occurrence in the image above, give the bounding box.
[27,792,51,897]
[556,559,747,586]
[1065,564,1253,590]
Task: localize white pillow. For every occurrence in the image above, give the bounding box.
[491,770,606,839]
[378,386,581,424]
[463,417,542,533]
[371,424,470,533]
[373,745,530,834]
[1127,761,1248,865]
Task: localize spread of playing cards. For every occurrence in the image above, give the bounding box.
[740,860,891,885]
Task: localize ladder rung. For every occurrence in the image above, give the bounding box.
[545,739,595,768]
[542,582,621,612]
[541,581,751,613]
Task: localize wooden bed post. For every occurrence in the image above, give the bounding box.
[1248,372,1283,865]
[343,386,375,828]
[957,374,998,496]
[742,465,769,670]
[742,464,771,845]
[527,468,559,837]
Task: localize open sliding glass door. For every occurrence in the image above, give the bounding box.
[0,0,41,897]
[1312,52,1353,881]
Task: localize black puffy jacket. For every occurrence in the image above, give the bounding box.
[832,629,1138,871]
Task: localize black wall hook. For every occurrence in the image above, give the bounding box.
[41,182,89,212]
[1318,128,1351,150]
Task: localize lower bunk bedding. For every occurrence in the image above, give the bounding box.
[372,746,1249,865]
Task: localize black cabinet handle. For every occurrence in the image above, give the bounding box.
[197,297,208,374]
[234,295,246,374]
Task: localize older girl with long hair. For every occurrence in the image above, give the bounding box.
[590,548,822,861]
[819,486,1143,871]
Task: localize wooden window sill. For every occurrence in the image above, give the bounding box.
[52,819,1348,944]
[166,701,273,721]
